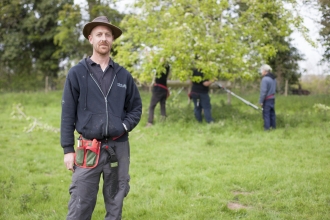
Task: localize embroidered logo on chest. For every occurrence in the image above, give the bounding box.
[117,83,127,89]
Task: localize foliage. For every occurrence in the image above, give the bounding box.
[313,103,330,111]
[317,0,330,61]
[0,0,73,91]
[53,3,82,61]
[54,0,125,65]
[0,0,34,90]
[114,0,309,83]
[268,38,304,92]
[300,74,330,94]
[0,0,126,91]
[238,1,304,93]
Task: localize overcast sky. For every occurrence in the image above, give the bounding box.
[290,2,327,75]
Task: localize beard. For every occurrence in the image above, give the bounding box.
[94,41,112,55]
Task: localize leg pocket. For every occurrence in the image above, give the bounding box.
[124,179,130,197]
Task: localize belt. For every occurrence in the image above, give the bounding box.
[154,83,170,98]
[80,135,117,162]
[265,94,274,100]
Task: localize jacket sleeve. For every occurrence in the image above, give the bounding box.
[60,70,79,154]
[259,78,268,104]
[123,74,142,132]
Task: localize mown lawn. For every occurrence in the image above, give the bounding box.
[0,89,329,220]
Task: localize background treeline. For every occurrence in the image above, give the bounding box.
[0,0,329,92]
[0,0,123,91]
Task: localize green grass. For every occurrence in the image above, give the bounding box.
[0,89,329,220]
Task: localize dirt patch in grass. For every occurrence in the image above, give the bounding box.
[228,191,253,210]
[227,202,250,210]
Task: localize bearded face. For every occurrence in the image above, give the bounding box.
[88,26,114,56]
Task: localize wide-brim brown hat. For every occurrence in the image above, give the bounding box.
[83,16,122,40]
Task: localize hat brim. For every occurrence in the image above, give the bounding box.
[83,22,122,40]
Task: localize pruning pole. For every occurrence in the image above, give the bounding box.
[216,82,262,111]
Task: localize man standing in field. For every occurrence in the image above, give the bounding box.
[189,68,214,123]
[146,59,170,127]
[60,16,142,219]
[259,64,276,130]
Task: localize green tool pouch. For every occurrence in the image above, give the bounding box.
[86,145,98,167]
[74,137,101,169]
[75,146,85,166]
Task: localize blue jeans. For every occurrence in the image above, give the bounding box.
[262,99,276,130]
[192,93,214,123]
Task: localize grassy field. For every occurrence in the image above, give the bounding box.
[0,88,329,220]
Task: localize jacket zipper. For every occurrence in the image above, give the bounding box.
[89,72,117,137]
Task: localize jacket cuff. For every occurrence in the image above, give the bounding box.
[63,146,75,154]
[122,122,128,132]
[123,121,130,132]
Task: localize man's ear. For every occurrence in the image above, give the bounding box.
[88,35,93,44]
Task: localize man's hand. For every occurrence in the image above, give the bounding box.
[64,153,75,172]
[203,78,217,87]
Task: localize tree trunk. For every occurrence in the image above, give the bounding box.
[45,76,49,93]
[284,79,288,96]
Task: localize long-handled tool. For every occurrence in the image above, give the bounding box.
[216,82,262,111]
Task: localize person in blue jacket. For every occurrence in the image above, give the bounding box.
[61,16,142,220]
[259,64,276,130]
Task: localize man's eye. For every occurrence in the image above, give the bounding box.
[106,33,112,37]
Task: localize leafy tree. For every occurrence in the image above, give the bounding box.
[0,0,33,90]
[236,1,304,94]
[0,0,72,91]
[27,0,72,78]
[268,38,304,95]
[53,3,82,62]
[318,0,330,65]
[0,0,125,91]
[54,0,125,65]
[114,0,310,84]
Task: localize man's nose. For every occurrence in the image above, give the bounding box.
[101,34,107,40]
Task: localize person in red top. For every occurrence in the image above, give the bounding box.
[146,61,170,127]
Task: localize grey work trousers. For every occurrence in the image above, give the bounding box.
[66,140,130,220]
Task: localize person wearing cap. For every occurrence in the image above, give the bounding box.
[61,16,142,219]
[259,64,276,130]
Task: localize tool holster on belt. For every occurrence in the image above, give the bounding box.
[74,136,101,168]
[103,144,118,168]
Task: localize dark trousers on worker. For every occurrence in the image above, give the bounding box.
[148,90,167,124]
[192,93,214,123]
[66,140,130,220]
[262,99,276,130]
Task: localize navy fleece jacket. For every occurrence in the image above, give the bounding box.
[60,58,142,154]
